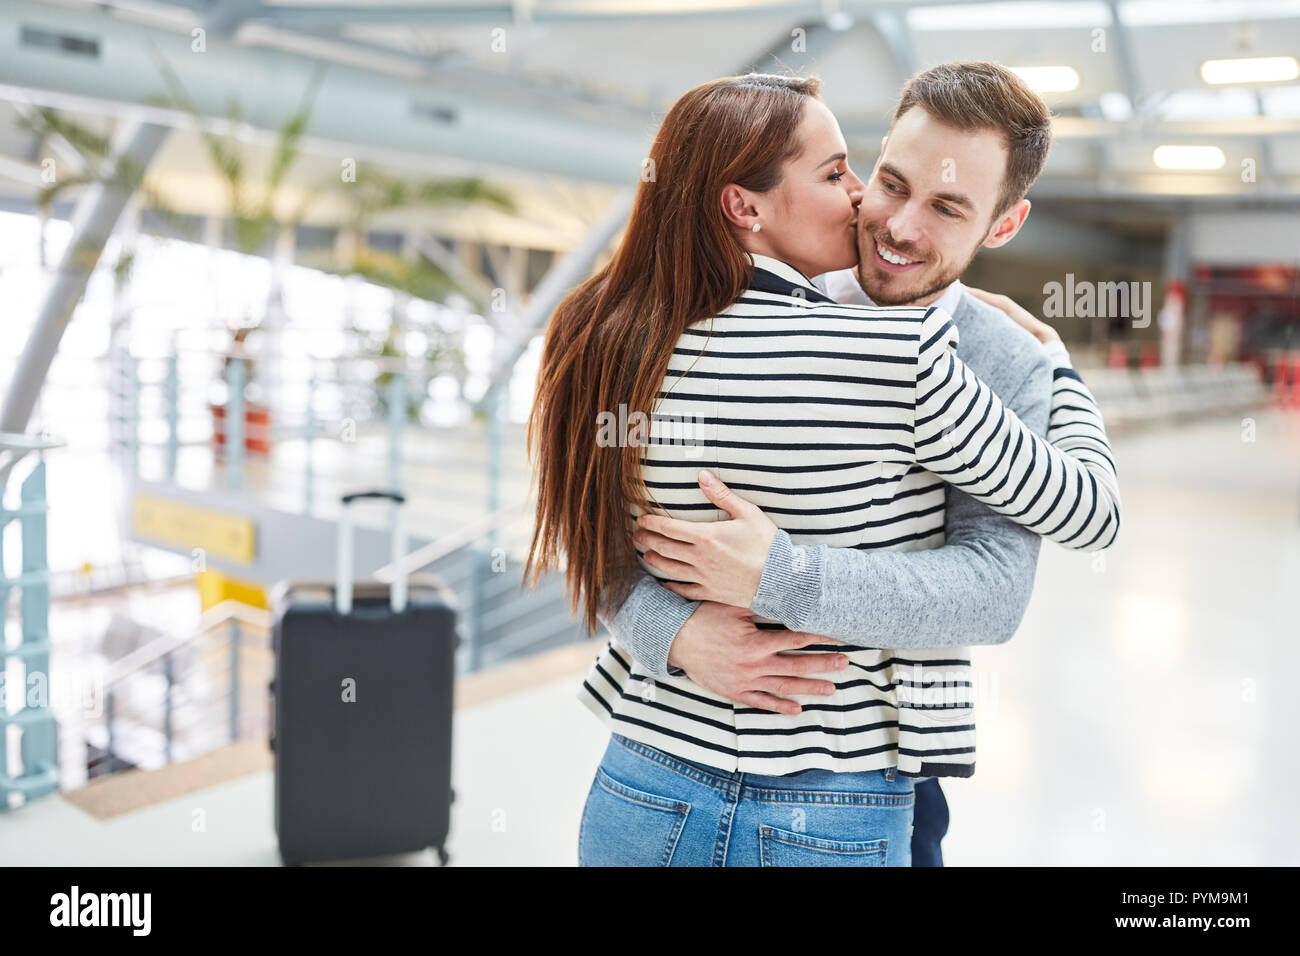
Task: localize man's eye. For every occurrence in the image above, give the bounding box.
[883,181,901,193]
[936,205,959,218]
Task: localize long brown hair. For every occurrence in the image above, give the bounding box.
[525,72,822,632]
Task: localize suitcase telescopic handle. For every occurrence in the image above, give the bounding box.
[336,489,408,616]
[341,490,406,506]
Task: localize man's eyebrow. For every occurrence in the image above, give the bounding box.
[816,152,846,169]
[879,162,909,185]
[880,162,974,210]
[934,190,975,210]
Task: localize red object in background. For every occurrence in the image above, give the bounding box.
[1202,264,1300,327]
[1108,343,1130,369]
[1139,344,1160,369]
[1274,354,1300,410]
[1164,279,1187,308]
[211,402,272,455]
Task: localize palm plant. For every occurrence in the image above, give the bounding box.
[15,107,195,273]
[154,51,515,309]
[315,168,514,298]
[23,50,519,425]
[303,166,516,420]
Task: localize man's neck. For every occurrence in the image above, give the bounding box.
[905,286,949,308]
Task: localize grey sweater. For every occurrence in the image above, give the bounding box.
[601,285,1053,678]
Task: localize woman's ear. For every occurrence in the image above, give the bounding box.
[720,183,759,231]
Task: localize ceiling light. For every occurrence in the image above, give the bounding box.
[1152,145,1225,170]
[1009,66,1080,93]
[1201,56,1299,85]
[1098,91,1133,121]
[908,3,1108,31]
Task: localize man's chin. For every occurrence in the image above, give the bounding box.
[858,267,926,306]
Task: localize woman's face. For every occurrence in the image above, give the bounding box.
[739,98,866,278]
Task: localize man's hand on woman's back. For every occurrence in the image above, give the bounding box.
[667,602,851,716]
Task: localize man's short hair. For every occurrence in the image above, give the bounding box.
[892,61,1053,218]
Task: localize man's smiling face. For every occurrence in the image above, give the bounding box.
[854,106,1013,306]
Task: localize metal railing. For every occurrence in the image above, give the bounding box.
[0,431,64,809]
[86,600,273,777]
[15,330,590,788]
[81,510,589,778]
[100,332,580,655]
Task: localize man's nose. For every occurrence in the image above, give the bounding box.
[847,171,866,205]
[886,201,924,245]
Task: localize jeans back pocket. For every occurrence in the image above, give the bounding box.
[578,766,691,866]
[758,824,889,867]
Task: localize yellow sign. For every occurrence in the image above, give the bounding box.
[196,570,268,610]
[131,494,257,564]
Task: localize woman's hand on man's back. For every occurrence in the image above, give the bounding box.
[633,469,778,608]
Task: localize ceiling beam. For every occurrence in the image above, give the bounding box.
[1104,0,1145,120]
[201,0,267,37]
[872,9,916,86]
[1,119,171,436]
[255,1,1044,31]
[836,116,1300,143]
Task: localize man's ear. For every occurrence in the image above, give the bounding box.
[982,198,1031,249]
[720,183,759,231]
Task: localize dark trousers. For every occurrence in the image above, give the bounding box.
[909,778,949,867]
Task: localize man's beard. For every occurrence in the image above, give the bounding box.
[855,229,984,307]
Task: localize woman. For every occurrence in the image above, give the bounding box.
[526,73,1119,866]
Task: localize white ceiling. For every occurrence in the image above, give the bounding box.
[1,0,1297,234]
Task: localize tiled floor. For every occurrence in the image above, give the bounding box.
[2,408,1298,865]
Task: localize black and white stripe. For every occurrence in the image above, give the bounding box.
[578,255,1120,777]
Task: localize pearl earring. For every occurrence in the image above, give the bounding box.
[751,222,761,233]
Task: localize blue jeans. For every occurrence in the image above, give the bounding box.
[910,778,949,867]
[578,733,915,866]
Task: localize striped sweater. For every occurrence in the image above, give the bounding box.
[577,253,1121,777]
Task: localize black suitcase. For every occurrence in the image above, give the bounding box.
[269,490,458,866]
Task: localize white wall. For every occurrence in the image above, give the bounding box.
[1188,211,1300,265]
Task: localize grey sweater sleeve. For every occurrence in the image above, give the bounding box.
[750,346,1053,644]
[601,345,1053,670]
[597,573,697,679]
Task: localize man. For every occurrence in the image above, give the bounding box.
[602,61,1064,866]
